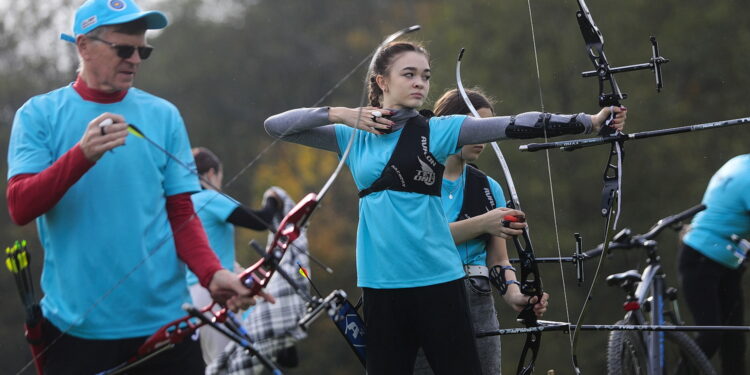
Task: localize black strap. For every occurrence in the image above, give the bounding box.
[359,114,444,198]
[456,164,497,243]
[490,265,520,295]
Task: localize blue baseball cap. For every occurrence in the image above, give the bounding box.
[60,0,168,43]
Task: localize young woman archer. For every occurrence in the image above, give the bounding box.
[264,41,625,374]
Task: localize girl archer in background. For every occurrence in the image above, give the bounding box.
[413,88,549,375]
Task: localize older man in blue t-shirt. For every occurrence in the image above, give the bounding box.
[6,1,269,373]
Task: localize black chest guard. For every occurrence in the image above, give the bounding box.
[358,112,444,198]
[456,164,498,243]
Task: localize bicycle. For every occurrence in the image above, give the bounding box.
[485,204,750,374]
[581,204,716,375]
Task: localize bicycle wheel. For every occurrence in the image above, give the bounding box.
[607,319,648,375]
[607,319,717,375]
[661,330,716,375]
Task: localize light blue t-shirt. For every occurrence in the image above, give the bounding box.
[441,166,507,266]
[7,84,200,339]
[334,115,467,288]
[684,154,750,269]
[187,190,239,286]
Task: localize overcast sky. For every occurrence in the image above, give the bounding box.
[0,0,248,74]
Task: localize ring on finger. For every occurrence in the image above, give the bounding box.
[100,127,106,136]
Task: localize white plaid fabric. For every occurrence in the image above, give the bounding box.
[207,187,311,375]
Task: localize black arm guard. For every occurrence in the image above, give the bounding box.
[505,113,585,139]
[226,197,280,230]
[489,265,521,295]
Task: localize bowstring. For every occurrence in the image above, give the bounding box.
[525,0,574,351]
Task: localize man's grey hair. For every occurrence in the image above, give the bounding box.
[77,26,109,72]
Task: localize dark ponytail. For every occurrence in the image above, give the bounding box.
[367,41,429,107]
[192,147,222,176]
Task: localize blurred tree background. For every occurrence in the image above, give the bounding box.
[1,0,748,374]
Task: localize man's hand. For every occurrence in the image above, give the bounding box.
[79,112,129,162]
[208,269,275,311]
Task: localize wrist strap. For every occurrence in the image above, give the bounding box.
[489,265,518,295]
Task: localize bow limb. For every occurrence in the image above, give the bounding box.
[576,0,625,110]
[455,50,521,211]
[96,303,222,375]
[105,302,282,375]
[575,0,625,225]
[456,49,545,375]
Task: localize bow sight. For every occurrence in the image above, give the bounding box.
[576,5,670,109]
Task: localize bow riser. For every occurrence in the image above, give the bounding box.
[239,193,319,292]
[135,195,320,358]
[513,228,542,375]
[513,232,542,299]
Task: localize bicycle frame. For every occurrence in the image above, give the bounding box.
[504,204,715,373]
[626,259,666,375]
[611,205,707,375]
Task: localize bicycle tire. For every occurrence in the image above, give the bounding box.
[607,320,648,375]
[607,319,717,375]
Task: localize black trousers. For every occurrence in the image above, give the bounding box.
[679,244,746,375]
[363,278,482,375]
[42,319,205,375]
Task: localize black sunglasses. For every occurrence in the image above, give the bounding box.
[87,35,154,60]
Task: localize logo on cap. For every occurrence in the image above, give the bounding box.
[108,0,127,11]
[81,15,98,30]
